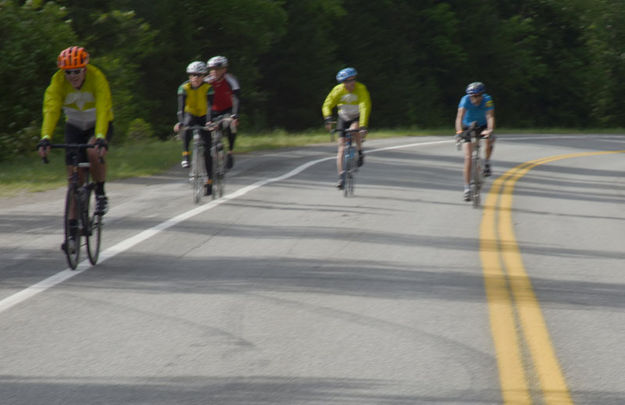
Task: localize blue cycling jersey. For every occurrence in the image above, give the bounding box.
[459,93,494,127]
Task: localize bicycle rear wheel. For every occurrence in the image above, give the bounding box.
[63,186,81,269]
[85,186,102,265]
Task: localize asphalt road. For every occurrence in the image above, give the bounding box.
[0,134,623,404]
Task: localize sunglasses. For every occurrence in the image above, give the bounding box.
[64,69,83,75]
[470,94,483,98]
[344,78,356,82]
[189,73,204,77]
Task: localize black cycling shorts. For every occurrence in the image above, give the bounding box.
[337,117,359,138]
[460,124,496,142]
[182,114,211,146]
[64,122,113,165]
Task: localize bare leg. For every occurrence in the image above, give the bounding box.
[463,142,472,185]
[337,137,345,174]
[87,148,106,183]
[485,138,494,160]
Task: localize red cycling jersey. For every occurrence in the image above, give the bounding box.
[207,73,240,117]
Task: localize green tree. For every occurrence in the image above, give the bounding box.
[259,0,345,130]
[0,0,77,160]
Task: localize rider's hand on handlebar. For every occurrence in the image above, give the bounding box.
[324,117,334,132]
[481,129,492,138]
[359,126,368,137]
[95,137,108,157]
[37,138,51,158]
[173,122,182,133]
[230,114,239,128]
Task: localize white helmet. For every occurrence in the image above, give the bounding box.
[207,55,228,68]
[186,61,208,74]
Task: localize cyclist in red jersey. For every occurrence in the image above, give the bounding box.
[205,56,240,169]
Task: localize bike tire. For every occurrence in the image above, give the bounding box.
[343,151,353,197]
[346,171,354,196]
[63,186,81,269]
[85,186,102,265]
[211,132,225,199]
[216,146,225,198]
[472,156,482,208]
[191,141,203,204]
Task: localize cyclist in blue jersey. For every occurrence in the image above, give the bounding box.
[455,82,495,201]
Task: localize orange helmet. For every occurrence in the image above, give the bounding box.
[57,46,89,69]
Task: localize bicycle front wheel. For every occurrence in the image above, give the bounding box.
[215,145,225,198]
[343,151,354,197]
[191,142,203,204]
[346,171,354,196]
[471,156,482,208]
[63,186,81,269]
[85,187,102,265]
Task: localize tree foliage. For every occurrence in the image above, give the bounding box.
[2,0,625,160]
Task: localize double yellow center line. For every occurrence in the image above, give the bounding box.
[479,150,624,404]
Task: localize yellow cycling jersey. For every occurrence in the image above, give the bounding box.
[322,81,371,127]
[41,65,113,139]
[177,81,211,119]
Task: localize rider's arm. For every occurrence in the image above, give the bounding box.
[484,109,495,135]
[177,84,187,124]
[455,107,465,134]
[357,83,371,128]
[41,71,65,140]
[231,90,240,117]
[225,74,241,117]
[91,66,113,140]
[322,85,341,119]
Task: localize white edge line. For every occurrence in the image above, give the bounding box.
[0,139,448,314]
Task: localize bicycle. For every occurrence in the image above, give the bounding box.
[333,128,360,197]
[43,144,103,269]
[456,121,484,208]
[206,115,232,199]
[182,125,209,204]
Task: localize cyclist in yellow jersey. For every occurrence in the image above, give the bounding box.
[173,61,214,196]
[37,46,113,216]
[322,67,371,189]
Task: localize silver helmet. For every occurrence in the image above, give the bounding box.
[186,61,208,74]
[207,55,228,68]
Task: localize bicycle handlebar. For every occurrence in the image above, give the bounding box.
[207,115,233,131]
[180,125,208,131]
[41,143,103,164]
